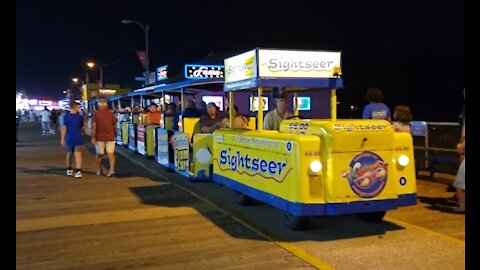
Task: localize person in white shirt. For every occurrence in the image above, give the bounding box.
[28,110,34,122]
[40,106,52,135]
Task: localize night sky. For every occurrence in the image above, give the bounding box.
[16,0,464,121]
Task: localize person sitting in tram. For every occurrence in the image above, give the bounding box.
[141,106,150,124]
[200,102,225,133]
[198,101,208,115]
[165,103,177,116]
[123,106,131,122]
[264,89,293,131]
[146,103,161,125]
[132,105,141,124]
[362,87,391,121]
[116,108,125,125]
[392,104,412,132]
[221,105,249,129]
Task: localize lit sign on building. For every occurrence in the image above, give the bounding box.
[156,65,168,81]
[28,99,38,105]
[184,64,225,79]
[99,89,117,97]
[58,100,68,107]
[38,100,53,106]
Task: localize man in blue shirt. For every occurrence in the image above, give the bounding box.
[61,102,85,178]
[362,87,391,121]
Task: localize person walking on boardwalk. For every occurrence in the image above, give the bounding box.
[91,99,117,177]
[60,102,84,178]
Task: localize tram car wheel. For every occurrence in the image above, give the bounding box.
[283,213,310,231]
[357,211,386,223]
[232,190,254,206]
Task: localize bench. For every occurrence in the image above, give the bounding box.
[410,121,461,177]
[415,155,461,177]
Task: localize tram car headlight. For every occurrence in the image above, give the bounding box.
[309,160,322,175]
[397,155,410,167]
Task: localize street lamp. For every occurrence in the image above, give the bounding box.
[63,89,71,102]
[87,62,106,88]
[86,61,106,88]
[82,61,97,111]
[70,77,84,103]
[121,19,150,85]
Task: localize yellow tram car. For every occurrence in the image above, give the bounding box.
[211,48,417,230]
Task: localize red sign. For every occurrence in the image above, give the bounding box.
[135,50,147,70]
[137,124,145,142]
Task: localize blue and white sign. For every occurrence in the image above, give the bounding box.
[156,128,169,165]
[399,176,407,186]
[410,121,427,137]
[116,122,122,145]
[286,142,292,152]
[128,123,137,151]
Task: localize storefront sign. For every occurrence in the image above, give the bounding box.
[99,89,117,97]
[38,100,53,106]
[184,64,224,79]
[28,99,38,105]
